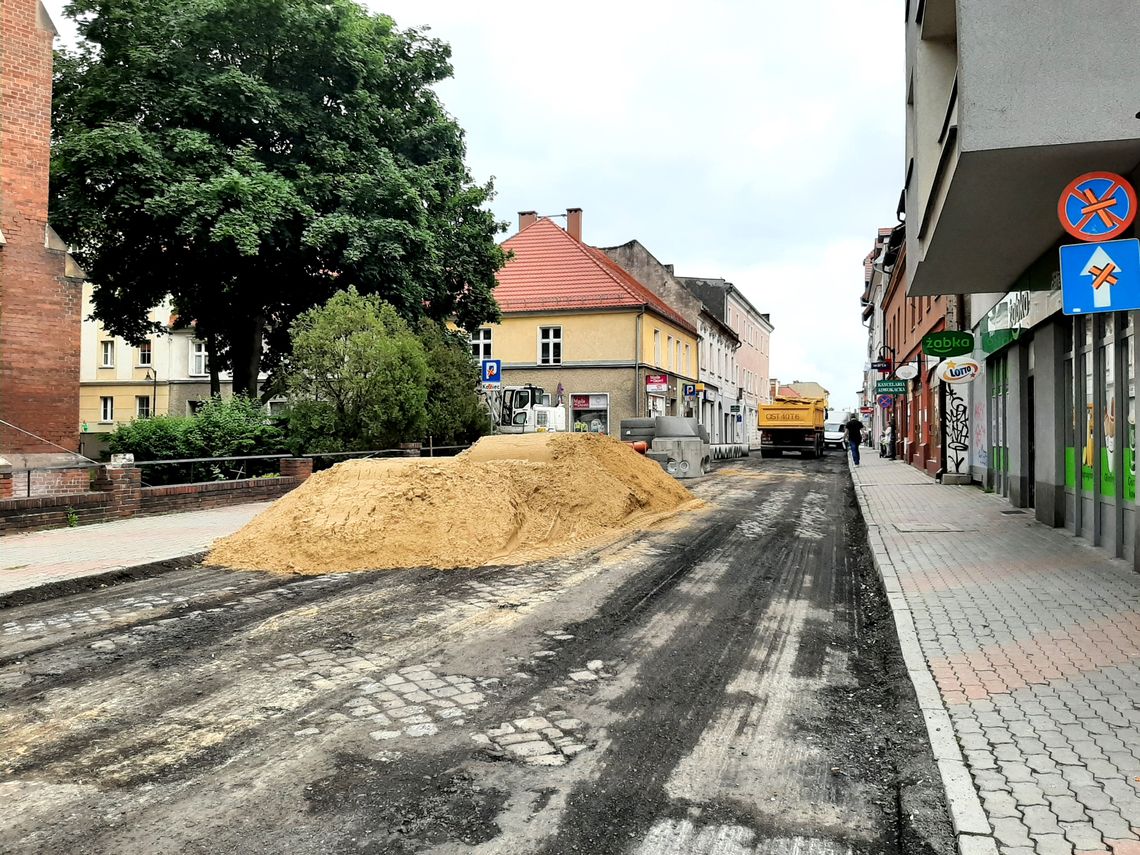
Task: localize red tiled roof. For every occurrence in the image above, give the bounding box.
[495,218,696,334]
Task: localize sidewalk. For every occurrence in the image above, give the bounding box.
[0,503,270,597]
[852,454,1140,855]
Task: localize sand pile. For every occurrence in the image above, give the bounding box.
[208,432,695,573]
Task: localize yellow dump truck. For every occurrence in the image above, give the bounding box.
[758,397,827,459]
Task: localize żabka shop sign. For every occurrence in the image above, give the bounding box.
[922,331,974,358]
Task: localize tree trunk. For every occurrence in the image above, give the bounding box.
[228,314,265,398]
[206,331,222,398]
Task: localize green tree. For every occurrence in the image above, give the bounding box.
[418,321,492,446]
[286,288,429,451]
[51,0,506,398]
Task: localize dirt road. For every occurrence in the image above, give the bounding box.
[0,454,952,854]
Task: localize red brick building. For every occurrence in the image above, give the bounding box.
[880,245,952,474]
[0,1,85,465]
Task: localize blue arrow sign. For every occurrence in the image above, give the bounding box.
[1060,239,1140,316]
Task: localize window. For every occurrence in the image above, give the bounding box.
[190,340,208,376]
[137,340,152,367]
[654,330,662,366]
[187,400,204,415]
[136,395,151,419]
[469,327,492,359]
[666,336,674,369]
[538,326,562,365]
[268,400,287,416]
[684,344,690,377]
[100,340,115,368]
[675,340,681,373]
[100,396,114,422]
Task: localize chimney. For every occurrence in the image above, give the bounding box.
[518,210,538,231]
[566,208,582,242]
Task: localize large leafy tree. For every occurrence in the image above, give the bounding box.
[51,0,505,397]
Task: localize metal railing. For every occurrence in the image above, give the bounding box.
[134,453,290,487]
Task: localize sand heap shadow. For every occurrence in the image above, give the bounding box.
[208,433,696,573]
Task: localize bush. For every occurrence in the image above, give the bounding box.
[418,320,492,446]
[285,289,430,452]
[106,395,286,484]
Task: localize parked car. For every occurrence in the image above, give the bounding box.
[823,421,847,449]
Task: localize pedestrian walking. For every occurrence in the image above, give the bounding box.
[845,415,864,465]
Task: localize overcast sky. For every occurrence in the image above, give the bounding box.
[43,0,903,412]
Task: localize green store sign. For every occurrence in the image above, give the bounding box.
[875,380,908,394]
[922,331,974,358]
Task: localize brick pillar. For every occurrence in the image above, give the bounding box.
[279,457,313,480]
[0,458,12,499]
[93,463,142,518]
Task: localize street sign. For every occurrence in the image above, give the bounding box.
[646,374,669,393]
[876,380,907,394]
[859,406,874,415]
[877,395,893,409]
[1058,172,1137,243]
[934,358,981,384]
[682,383,697,398]
[730,405,741,413]
[922,331,973,358]
[895,363,918,381]
[480,359,502,388]
[1060,239,1140,315]
[870,360,891,371]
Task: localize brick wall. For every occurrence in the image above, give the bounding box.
[16,467,94,498]
[0,1,84,457]
[0,457,314,535]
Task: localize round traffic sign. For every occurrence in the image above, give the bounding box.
[1058,172,1137,242]
[877,394,893,409]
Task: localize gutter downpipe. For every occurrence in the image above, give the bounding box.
[635,306,646,417]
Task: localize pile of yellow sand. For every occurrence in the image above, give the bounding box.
[208,433,695,573]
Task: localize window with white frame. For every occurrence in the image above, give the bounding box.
[684,344,690,376]
[100,340,115,368]
[137,340,152,366]
[666,336,673,369]
[136,395,151,419]
[654,330,662,366]
[469,327,492,360]
[190,340,208,376]
[674,340,681,373]
[538,326,562,365]
[100,396,114,422]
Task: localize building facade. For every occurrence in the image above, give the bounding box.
[0,1,86,468]
[678,277,772,447]
[898,0,1140,564]
[474,211,698,435]
[77,284,263,457]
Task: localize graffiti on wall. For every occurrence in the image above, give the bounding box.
[944,382,970,473]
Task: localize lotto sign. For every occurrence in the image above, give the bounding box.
[480,359,502,388]
[1058,172,1137,243]
[934,358,981,384]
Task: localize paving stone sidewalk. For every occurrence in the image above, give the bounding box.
[852,454,1140,855]
[0,503,270,597]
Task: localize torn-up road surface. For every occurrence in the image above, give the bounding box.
[0,453,952,854]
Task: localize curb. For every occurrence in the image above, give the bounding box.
[0,552,205,610]
[848,461,998,855]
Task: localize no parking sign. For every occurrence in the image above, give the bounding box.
[878,395,893,409]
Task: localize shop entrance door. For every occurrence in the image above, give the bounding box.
[989,354,1009,498]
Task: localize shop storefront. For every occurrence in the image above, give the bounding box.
[571,393,610,434]
[976,283,1138,563]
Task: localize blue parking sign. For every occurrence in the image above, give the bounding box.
[480,359,502,386]
[1060,239,1140,315]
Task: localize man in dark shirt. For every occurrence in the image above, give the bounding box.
[845,416,864,466]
